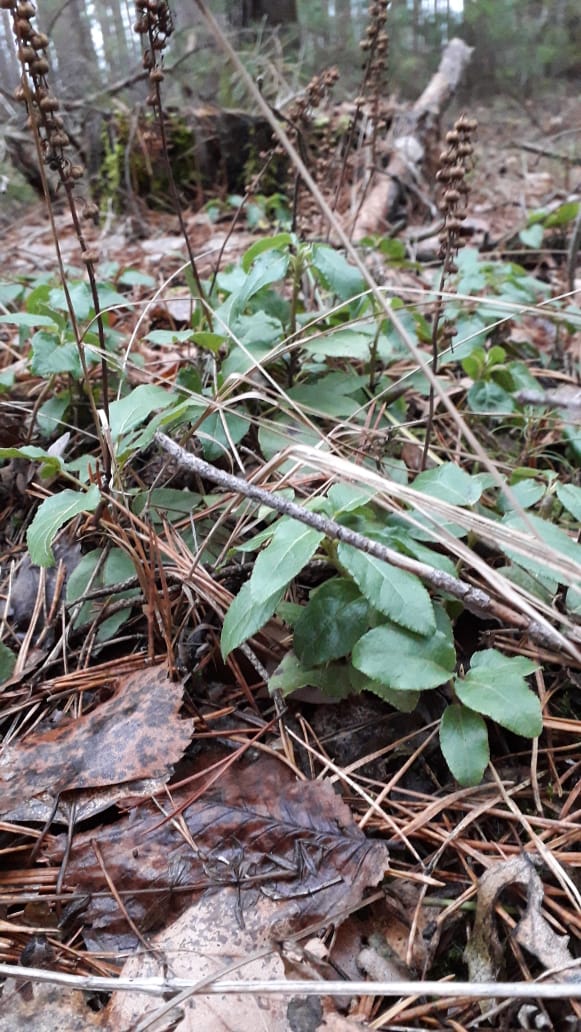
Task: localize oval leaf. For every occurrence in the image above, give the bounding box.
[413,463,483,505]
[221,581,284,659]
[249,521,324,601]
[454,649,542,738]
[440,704,489,786]
[352,606,455,691]
[294,578,369,665]
[27,485,101,567]
[337,542,435,635]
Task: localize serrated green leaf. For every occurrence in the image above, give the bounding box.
[108,385,176,439]
[413,463,483,506]
[454,649,541,738]
[27,484,101,567]
[221,580,284,659]
[294,578,369,665]
[0,643,16,686]
[352,605,455,691]
[337,542,435,635]
[250,520,324,601]
[440,704,489,786]
[310,244,365,300]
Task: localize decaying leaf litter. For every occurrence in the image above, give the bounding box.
[1,9,581,1031]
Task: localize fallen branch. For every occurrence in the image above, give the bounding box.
[353,37,473,238]
[154,432,570,655]
[1,962,580,1000]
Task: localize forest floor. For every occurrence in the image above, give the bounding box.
[0,92,580,1030]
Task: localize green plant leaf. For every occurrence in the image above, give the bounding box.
[49,282,93,320]
[0,312,58,328]
[36,392,71,437]
[413,463,483,505]
[0,643,16,686]
[350,668,420,712]
[502,511,581,587]
[454,649,541,738]
[66,547,139,641]
[241,233,293,272]
[228,251,289,324]
[146,330,195,345]
[197,410,248,461]
[310,244,365,300]
[30,332,83,378]
[294,578,369,665]
[108,385,176,439]
[0,444,66,478]
[556,483,581,521]
[250,520,324,600]
[269,651,353,699]
[352,605,455,691]
[27,484,101,567]
[519,224,544,249]
[545,201,579,228]
[337,542,435,635]
[300,328,373,359]
[221,580,284,659]
[467,380,515,413]
[440,704,490,786]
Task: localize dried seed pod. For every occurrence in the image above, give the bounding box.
[70,164,84,179]
[82,202,99,221]
[81,249,99,264]
[30,32,48,49]
[149,68,164,81]
[18,45,36,62]
[39,95,59,111]
[15,18,32,36]
[16,2,36,15]
[30,57,49,74]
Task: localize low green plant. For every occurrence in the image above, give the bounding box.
[2,230,580,786]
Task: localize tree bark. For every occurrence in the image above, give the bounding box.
[352,37,473,239]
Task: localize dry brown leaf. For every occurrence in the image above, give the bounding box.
[46,757,389,949]
[465,854,577,995]
[0,665,193,815]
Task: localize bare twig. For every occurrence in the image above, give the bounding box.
[154,431,573,656]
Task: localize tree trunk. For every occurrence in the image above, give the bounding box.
[239,0,298,27]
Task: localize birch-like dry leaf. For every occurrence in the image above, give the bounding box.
[0,664,193,815]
